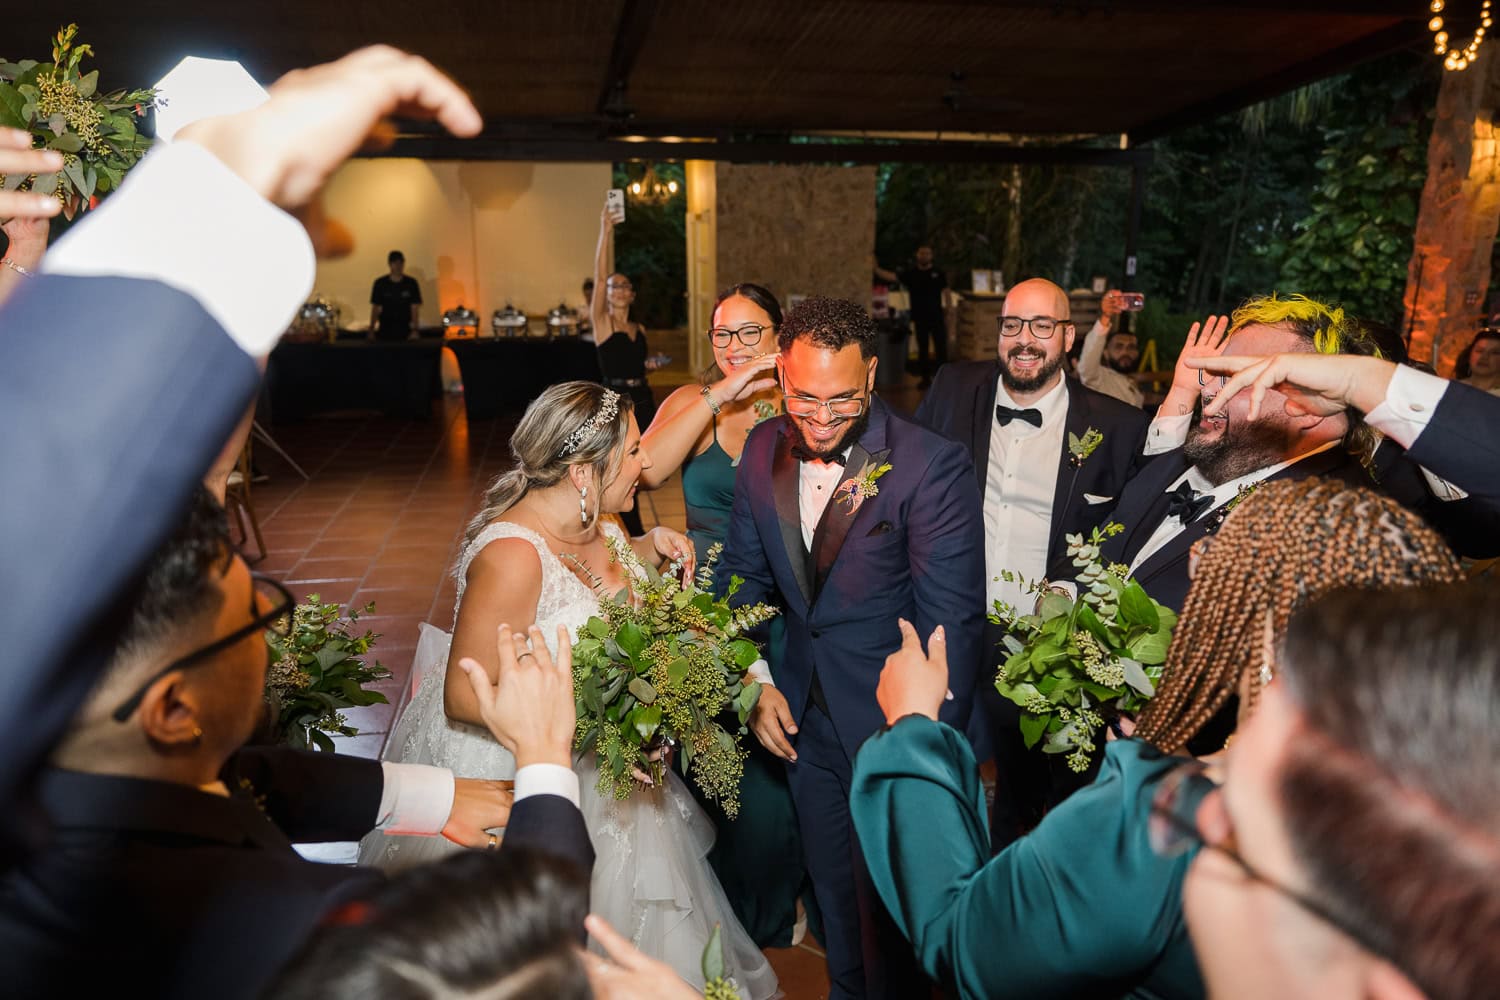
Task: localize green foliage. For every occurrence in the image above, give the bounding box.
[991,523,1175,772]
[264,596,390,752]
[702,923,742,999]
[570,540,778,817]
[0,24,158,219]
[1272,55,1438,326]
[611,163,687,329]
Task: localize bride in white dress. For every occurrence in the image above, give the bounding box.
[359,381,779,999]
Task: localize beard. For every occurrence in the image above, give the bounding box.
[1182,396,1292,486]
[1000,344,1067,394]
[1104,352,1138,374]
[789,406,871,460]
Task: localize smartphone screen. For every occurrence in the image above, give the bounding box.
[606,188,626,223]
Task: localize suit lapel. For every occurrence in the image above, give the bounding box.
[1047,379,1089,559]
[771,428,814,605]
[971,362,999,498]
[811,400,891,600]
[1118,452,1191,558]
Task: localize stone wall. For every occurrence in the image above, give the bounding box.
[714,163,877,312]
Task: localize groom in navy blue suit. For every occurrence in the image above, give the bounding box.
[718,297,984,1000]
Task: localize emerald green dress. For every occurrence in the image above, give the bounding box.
[851,717,1206,1000]
[683,418,814,948]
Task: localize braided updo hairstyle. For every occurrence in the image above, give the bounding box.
[1132,478,1462,752]
[462,381,634,545]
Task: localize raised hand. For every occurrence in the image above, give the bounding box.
[715,351,780,403]
[583,914,702,999]
[1192,353,1396,422]
[1161,315,1231,417]
[876,618,948,725]
[458,623,575,769]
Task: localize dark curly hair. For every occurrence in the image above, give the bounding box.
[777,296,877,359]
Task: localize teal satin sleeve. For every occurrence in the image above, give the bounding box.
[851,718,1205,1000]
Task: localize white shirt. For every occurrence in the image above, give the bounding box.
[1128,440,1340,573]
[798,448,853,550]
[1078,320,1144,407]
[985,377,1069,612]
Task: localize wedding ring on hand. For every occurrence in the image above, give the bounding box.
[516,650,536,661]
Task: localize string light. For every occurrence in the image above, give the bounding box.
[1430,0,1489,70]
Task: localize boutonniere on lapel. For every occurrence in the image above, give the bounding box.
[1208,482,1261,533]
[1067,427,1104,468]
[833,459,893,515]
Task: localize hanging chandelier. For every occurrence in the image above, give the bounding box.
[626,163,680,204]
[1429,0,1492,71]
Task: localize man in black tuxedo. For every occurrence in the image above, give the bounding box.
[0,490,593,999]
[915,277,1148,844]
[718,297,984,1000]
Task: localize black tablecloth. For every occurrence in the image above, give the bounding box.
[266,339,443,422]
[447,338,602,421]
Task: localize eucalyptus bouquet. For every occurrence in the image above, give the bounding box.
[265,595,391,751]
[0,25,158,219]
[991,522,1176,771]
[570,540,777,817]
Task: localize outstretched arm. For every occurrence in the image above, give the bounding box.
[590,204,618,346]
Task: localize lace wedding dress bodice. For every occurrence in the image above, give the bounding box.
[355,516,780,999]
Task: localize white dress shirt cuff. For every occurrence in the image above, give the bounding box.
[1365,364,1447,450]
[746,657,775,686]
[1145,413,1191,455]
[515,763,581,808]
[375,762,455,836]
[42,142,315,358]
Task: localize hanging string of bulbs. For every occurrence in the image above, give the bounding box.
[1430,0,1493,71]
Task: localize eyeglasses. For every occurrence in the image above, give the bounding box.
[709,323,771,348]
[111,573,296,723]
[782,393,868,421]
[998,316,1072,340]
[606,280,633,291]
[1148,761,1394,965]
[1197,369,1228,390]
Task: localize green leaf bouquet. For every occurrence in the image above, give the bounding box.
[570,539,778,818]
[265,596,391,752]
[0,25,158,219]
[991,522,1177,772]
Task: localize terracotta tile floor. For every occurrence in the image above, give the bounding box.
[248,389,845,998]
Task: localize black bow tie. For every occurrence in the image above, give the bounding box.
[791,445,846,466]
[1165,482,1215,524]
[995,405,1043,428]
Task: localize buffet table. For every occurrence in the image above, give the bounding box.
[447,337,602,421]
[265,337,444,422]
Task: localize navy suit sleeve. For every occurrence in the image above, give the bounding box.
[1407,380,1500,501]
[907,439,987,726]
[222,747,385,843]
[0,275,261,857]
[506,795,595,876]
[717,424,780,609]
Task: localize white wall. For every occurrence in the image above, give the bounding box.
[312,159,613,328]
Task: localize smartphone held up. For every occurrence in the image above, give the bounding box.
[606,188,626,224]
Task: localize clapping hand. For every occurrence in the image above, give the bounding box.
[458,624,575,770]
[1162,315,1231,416]
[875,618,950,726]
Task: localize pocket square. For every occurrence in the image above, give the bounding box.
[866,521,895,536]
[1083,493,1114,505]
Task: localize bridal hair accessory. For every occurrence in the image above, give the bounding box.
[559,390,622,457]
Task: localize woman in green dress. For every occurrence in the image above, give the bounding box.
[851,480,1463,999]
[639,282,815,947]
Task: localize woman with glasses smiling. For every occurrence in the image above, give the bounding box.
[636,282,814,949]
[847,479,1461,999]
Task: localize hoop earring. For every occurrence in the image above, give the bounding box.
[579,486,589,526]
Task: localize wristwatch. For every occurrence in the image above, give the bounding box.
[700,385,722,415]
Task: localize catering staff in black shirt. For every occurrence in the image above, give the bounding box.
[369,249,422,341]
[877,245,948,386]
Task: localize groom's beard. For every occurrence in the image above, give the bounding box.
[789,407,871,461]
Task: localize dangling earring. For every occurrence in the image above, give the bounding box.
[579,486,589,526]
[191,726,203,744]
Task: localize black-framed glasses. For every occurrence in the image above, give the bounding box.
[1148,762,1393,965]
[1197,369,1228,390]
[709,323,771,348]
[998,315,1072,340]
[111,574,296,723]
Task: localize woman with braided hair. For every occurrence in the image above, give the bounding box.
[1132,477,1463,753]
[844,479,1461,999]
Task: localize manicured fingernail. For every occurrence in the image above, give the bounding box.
[934,625,945,641]
[945,688,954,701]
[788,725,798,733]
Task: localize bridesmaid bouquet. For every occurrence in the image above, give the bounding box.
[990,522,1176,772]
[570,539,778,817]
